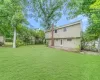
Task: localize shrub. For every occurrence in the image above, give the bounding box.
[0,42,4,46]
[45,41,49,47]
[16,39,25,47]
[6,38,13,42]
[76,45,81,51]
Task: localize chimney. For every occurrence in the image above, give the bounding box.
[51,24,54,46]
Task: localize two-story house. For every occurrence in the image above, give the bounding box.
[45,21,82,51]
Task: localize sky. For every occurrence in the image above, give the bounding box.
[27,15,88,31]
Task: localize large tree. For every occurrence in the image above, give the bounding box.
[0,0,27,48]
[0,0,13,37]
[28,0,66,30]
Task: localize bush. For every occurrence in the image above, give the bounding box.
[45,41,49,47]
[76,45,81,51]
[0,42,4,46]
[6,38,13,42]
[16,39,25,47]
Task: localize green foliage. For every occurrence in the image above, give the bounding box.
[17,25,45,45]
[6,38,13,42]
[0,42,4,46]
[17,26,35,45]
[90,0,100,9]
[0,0,13,37]
[28,0,66,30]
[76,45,81,51]
[0,0,29,48]
[35,30,45,44]
[81,32,98,51]
[16,39,25,47]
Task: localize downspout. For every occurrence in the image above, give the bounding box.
[51,24,54,46]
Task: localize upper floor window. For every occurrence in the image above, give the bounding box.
[55,30,57,33]
[63,27,67,32]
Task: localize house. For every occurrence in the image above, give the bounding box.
[0,36,5,46]
[45,21,82,51]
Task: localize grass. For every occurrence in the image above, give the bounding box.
[0,45,100,80]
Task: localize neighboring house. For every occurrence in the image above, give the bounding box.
[0,36,5,46]
[45,21,82,51]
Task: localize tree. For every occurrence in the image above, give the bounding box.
[90,0,100,9]
[0,0,27,48]
[34,30,45,44]
[0,0,13,38]
[28,0,66,30]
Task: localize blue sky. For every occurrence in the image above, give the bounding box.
[27,15,88,31]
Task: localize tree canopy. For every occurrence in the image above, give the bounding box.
[27,0,67,30]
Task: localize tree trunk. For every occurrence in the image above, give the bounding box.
[13,27,16,48]
[98,37,100,52]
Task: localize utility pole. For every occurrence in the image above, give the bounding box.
[51,24,54,46]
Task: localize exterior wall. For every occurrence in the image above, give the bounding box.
[45,22,81,39]
[46,40,51,46]
[48,40,51,46]
[54,38,81,51]
[0,36,4,43]
[0,36,5,46]
[47,38,81,51]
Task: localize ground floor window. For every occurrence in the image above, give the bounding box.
[67,38,72,41]
[56,39,58,41]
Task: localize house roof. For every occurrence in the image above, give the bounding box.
[45,20,82,33]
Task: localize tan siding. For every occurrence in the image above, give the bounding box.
[45,32,51,39]
[63,39,81,48]
[45,23,81,39]
[0,36,4,42]
[53,39,81,51]
[54,39,80,48]
[48,40,51,46]
[54,39,61,46]
[54,23,81,38]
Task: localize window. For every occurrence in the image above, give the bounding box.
[63,27,67,32]
[56,39,58,41]
[55,30,57,33]
[67,38,72,41]
[61,39,62,45]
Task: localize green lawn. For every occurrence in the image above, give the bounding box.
[0,45,100,80]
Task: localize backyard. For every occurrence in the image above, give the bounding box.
[0,45,100,80]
